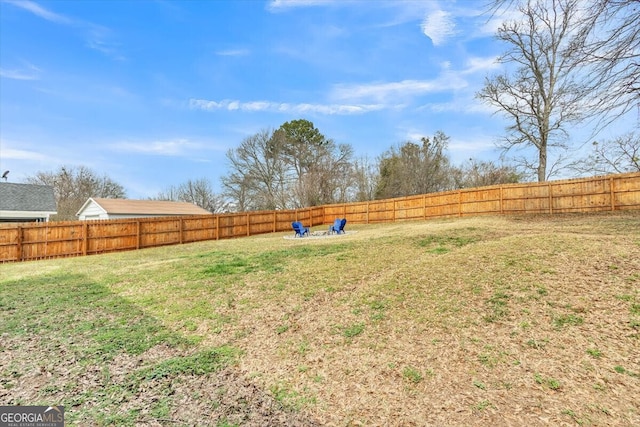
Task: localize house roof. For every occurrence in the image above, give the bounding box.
[0,182,57,212]
[77,198,211,216]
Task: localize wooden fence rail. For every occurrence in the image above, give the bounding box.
[1,172,639,263]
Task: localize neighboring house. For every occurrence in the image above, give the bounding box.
[0,182,57,222]
[76,198,211,220]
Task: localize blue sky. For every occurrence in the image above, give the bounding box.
[0,0,565,198]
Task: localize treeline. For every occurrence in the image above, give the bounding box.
[22,120,521,220]
[23,119,638,220]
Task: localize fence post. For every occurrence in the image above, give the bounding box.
[179,218,184,244]
[82,222,88,256]
[16,226,23,261]
[499,186,504,215]
[458,190,462,217]
[423,195,427,220]
[366,202,370,224]
[247,213,250,236]
[610,176,616,211]
[548,183,553,214]
[136,220,141,249]
[216,215,220,240]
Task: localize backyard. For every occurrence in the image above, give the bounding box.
[1,212,639,426]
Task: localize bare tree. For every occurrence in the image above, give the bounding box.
[348,156,378,202]
[293,142,354,207]
[221,121,356,210]
[478,0,591,182]
[570,0,640,125]
[451,159,523,188]
[221,129,291,211]
[331,147,358,203]
[569,132,640,175]
[153,178,230,213]
[24,165,126,220]
[375,132,453,199]
[485,0,640,177]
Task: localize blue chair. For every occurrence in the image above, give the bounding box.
[292,221,309,237]
[329,218,347,234]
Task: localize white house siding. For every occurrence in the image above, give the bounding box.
[77,200,108,220]
[82,214,102,220]
[0,210,55,222]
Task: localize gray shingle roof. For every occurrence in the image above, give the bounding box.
[0,182,57,212]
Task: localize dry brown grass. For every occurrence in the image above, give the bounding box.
[1,212,639,426]
[220,213,640,426]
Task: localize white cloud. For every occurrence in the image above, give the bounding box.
[447,135,501,164]
[85,26,126,61]
[331,76,467,103]
[4,0,124,60]
[422,100,495,115]
[398,129,498,161]
[449,137,497,153]
[189,98,386,115]
[267,0,340,12]
[109,139,207,156]
[405,131,429,142]
[215,48,250,56]
[0,146,49,161]
[421,9,457,46]
[478,6,524,38]
[461,56,501,75]
[4,0,72,24]
[0,67,40,80]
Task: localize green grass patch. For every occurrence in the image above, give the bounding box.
[553,313,584,329]
[586,348,602,358]
[534,373,561,390]
[270,383,316,411]
[483,291,510,323]
[472,400,494,411]
[340,323,365,338]
[417,232,482,255]
[0,271,239,426]
[0,273,191,357]
[402,366,424,384]
[473,379,487,390]
[137,346,240,380]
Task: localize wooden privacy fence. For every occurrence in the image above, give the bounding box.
[1,172,639,263]
[0,207,324,263]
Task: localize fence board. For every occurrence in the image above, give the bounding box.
[367,200,395,223]
[183,216,218,242]
[425,191,459,218]
[461,188,502,215]
[501,182,549,214]
[614,174,640,209]
[1,172,639,262]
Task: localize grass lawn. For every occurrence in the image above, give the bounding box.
[1,212,639,426]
